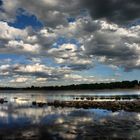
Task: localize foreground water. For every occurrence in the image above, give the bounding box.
[0,90,140,139]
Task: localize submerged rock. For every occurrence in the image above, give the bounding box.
[37,102,46,107]
[0,98,8,104]
[32,101,47,107]
[32,101,37,106]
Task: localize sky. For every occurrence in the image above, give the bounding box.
[0,0,140,87]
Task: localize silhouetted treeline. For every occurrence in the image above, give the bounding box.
[0,80,140,90]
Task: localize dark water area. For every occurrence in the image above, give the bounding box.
[0,90,139,140]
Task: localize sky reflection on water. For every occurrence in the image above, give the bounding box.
[0,90,139,139]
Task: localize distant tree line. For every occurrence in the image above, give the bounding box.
[0,80,140,90]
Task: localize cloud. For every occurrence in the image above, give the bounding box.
[0,62,116,86]
[0,63,73,84]
[0,14,140,72]
[0,21,56,55]
[6,40,41,53]
[36,77,47,82]
[0,0,81,27]
[48,43,93,70]
[82,0,140,25]
[1,0,139,26]
[63,74,116,84]
[13,64,72,82]
[0,21,28,40]
[46,17,140,71]
[53,17,100,42]
[1,15,140,71]
[10,77,28,83]
[0,0,140,86]
[83,21,140,71]
[0,21,42,54]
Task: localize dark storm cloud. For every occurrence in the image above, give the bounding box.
[1,0,140,26]
[0,0,2,6]
[82,0,140,25]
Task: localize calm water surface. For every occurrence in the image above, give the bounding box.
[0,90,139,139]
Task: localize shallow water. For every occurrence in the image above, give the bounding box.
[0,90,139,139]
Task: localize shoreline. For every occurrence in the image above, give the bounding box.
[0,88,139,92]
[0,80,139,91]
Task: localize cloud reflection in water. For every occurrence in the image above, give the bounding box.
[0,91,139,139]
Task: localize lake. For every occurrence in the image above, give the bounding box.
[0,90,139,140]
